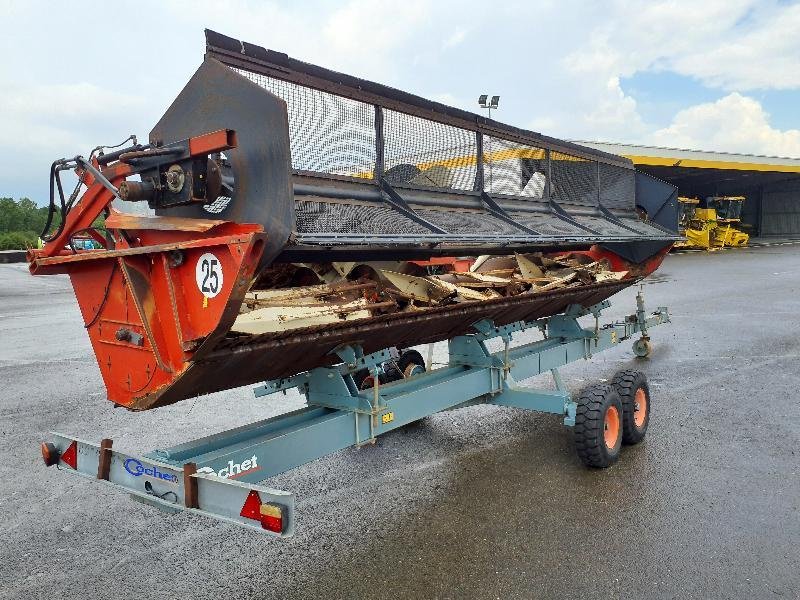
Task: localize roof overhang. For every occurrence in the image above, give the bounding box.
[574,141,800,196]
[575,141,800,174]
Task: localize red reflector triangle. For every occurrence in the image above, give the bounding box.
[240,489,262,521]
[61,440,78,470]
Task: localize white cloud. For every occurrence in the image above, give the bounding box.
[550,0,800,150]
[0,82,145,142]
[561,0,800,92]
[321,0,431,77]
[0,81,149,195]
[147,0,433,83]
[442,28,468,50]
[666,3,800,91]
[2,0,800,201]
[650,93,800,157]
[542,1,758,140]
[0,0,435,199]
[580,76,644,132]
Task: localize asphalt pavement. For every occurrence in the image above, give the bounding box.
[1,246,798,599]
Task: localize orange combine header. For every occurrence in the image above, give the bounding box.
[29,30,678,410]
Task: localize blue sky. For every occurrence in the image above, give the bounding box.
[621,72,721,129]
[622,72,800,140]
[1,0,799,203]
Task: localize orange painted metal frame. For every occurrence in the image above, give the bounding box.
[27,131,268,410]
[59,226,266,409]
[35,161,131,261]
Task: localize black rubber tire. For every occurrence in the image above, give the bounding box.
[574,384,624,468]
[351,369,369,389]
[397,349,426,377]
[354,349,425,389]
[612,370,651,445]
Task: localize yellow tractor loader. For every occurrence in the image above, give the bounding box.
[675,196,749,250]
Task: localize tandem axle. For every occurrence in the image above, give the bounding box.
[41,291,668,537]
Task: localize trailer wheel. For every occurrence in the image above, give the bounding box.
[612,370,650,445]
[397,349,426,378]
[632,337,652,358]
[574,384,623,468]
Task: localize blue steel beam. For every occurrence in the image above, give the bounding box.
[42,295,669,535]
[150,303,669,485]
[49,433,296,537]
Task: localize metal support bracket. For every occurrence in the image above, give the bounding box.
[378,179,447,234]
[548,200,600,234]
[47,433,295,537]
[489,383,576,426]
[596,202,642,235]
[635,286,650,338]
[480,191,540,235]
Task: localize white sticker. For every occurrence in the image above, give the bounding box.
[196,252,224,298]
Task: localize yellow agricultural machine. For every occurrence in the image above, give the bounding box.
[675,196,749,250]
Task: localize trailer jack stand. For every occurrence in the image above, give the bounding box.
[42,295,668,536]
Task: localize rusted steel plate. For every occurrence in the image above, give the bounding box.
[105,213,228,232]
[140,279,631,409]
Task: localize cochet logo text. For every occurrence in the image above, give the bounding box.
[196,455,260,479]
[124,458,179,484]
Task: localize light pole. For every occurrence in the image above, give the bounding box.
[478,94,500,119]
[478,95,500,191]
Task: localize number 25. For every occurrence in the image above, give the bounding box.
[201,258,219,294]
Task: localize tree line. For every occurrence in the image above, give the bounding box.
[0,198,57,250]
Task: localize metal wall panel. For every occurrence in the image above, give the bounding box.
[761,179,800,236]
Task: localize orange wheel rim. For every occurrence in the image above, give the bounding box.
[604,405,620,449]
[634,388,647,427]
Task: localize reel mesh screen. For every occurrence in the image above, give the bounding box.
[571,215,638,237]
[506,211,587,236]
[616,217,665,236]
[296,200,429,235]
[235,69,376,178]
[599,162,636,210]
[550,151,598,206]
[415,208,523,235]
[383,110,477,191]
[233,66,638,213]
[484,136,548,198]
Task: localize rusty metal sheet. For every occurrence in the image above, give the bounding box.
[150,57,294,271]
[139,278,631,409]
[105,213,228,232]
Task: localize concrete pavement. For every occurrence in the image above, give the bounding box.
[0,246,798,599]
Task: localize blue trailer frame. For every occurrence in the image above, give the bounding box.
[42,290,668,537]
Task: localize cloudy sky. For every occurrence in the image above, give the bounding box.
[2,0,799,203]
